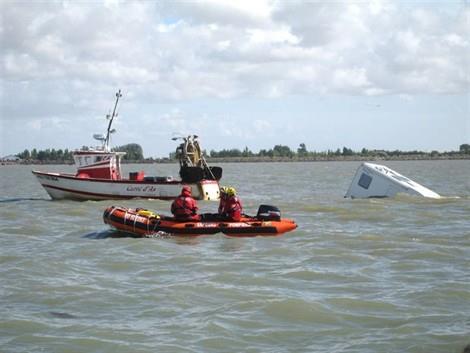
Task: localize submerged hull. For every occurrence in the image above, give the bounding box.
[32,171,220,201]
[103,206,298,237]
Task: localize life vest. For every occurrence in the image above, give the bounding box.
[171,195,198,219]
[222,196,243,221]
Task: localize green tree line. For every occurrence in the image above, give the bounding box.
[208,143,470,158]
[15,143,470,162]
[112,143,144,161]
[16,143,144,161]
[17,148,74,161]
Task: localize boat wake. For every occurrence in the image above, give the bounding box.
[144,231,171,238]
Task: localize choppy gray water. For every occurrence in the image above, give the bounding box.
[1,160,469,353]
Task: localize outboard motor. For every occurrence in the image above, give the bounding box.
[256,205,281,221]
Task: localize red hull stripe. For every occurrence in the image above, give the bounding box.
[41,183,175,200]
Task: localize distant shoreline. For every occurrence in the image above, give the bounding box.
[204,154,469,163]
[2,154,468,165]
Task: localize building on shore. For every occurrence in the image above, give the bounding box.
[1,155,21,163]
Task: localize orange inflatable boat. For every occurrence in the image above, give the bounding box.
[103,205,297,237]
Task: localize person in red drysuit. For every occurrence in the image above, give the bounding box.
[219,186,243,221]
[171,185,200,221]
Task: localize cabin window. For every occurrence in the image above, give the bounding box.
[358,173,372,189]
[95,156,102,162]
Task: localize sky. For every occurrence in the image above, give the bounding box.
[1,0,469,158]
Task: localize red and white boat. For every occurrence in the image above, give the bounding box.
[32,91,222,201]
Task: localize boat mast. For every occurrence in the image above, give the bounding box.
[104,89,122,151]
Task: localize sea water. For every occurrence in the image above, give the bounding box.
[1,160,469,353]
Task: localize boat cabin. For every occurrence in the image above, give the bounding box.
[73,150,125,180]
[345,162,440,199]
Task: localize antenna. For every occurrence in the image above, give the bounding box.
[93,134,106,142]
[103,89,122,151]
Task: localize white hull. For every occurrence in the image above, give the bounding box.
[345,162,440,199]
[33,171,220,201]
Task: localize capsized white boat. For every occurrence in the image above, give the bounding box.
[345,162,440,199]
[32,90,222,201]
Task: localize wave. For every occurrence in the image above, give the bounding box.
[0,197,51,203]
[82,230,142,239]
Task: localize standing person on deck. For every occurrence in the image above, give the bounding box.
[171,185,200,221]
[219,186,243,221]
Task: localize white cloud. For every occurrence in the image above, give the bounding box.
[0,0,468,155]
[156,0,272,27]
[159,109,188,131]
[444,33,467,47]
[1,0,467,101]
[253,119,273,134]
